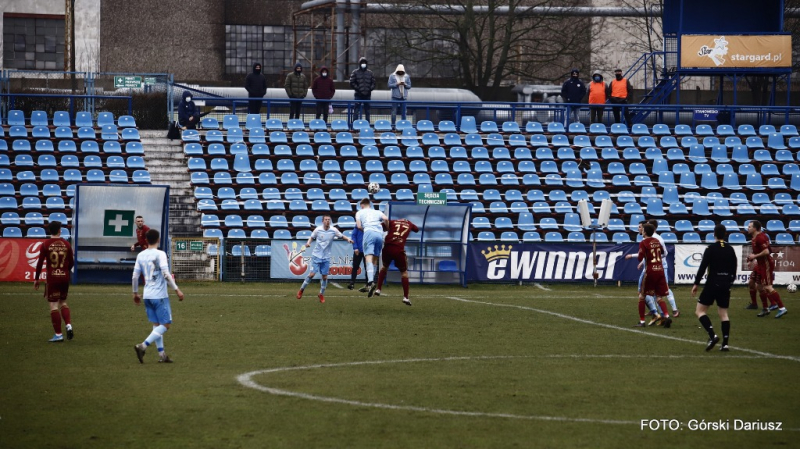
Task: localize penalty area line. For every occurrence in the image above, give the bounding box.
[446,297,800,363]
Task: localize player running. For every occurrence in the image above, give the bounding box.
[132,229,185,363]
[373,218,420,306]
[746,220,787,318]
[355,198,389,297]
[34,221,75,342]
[637,223,673,328]
[296,215,354,303]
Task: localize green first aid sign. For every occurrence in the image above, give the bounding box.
[103,210,135,236]
[114,76,142,88]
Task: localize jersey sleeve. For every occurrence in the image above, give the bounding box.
[158,252,179,291]
[132,255,142,292]
[332,226,343,238]
[34,240,47,281]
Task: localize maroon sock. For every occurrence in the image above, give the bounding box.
[50,310,62,334]
[749,288,758,305]
[768,291,784,308]
[60,306,71,325]
[759,292,769,309]
[376,269,386,290]
[658,300,670,317]
[638,301,646,321]
[401,278,409,298]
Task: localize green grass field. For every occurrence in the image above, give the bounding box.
[2,281,798,449]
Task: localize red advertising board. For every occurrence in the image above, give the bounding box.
[0,238,46,282]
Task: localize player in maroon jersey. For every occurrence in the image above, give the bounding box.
[637,223,673,328]
[34,221,75,342]
[130,215,150,251]
[746,220,787,318]
[373,218,419,306]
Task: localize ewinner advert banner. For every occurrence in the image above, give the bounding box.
[467,243,673,283]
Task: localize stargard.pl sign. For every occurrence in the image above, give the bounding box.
[680,35,791,69]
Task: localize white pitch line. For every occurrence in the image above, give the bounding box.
[533,283,552,291]
[447,297,800,363]
[329,282,344,289]
[237,356,638,425]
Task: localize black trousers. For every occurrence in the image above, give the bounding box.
[179,115,198,129]
[289,99,303,119]
[353,95,371,122]
[609,97,632,124]
[315,100,330,122]
[248,99,262,114]
[350,251,367,285]
[590,106,604,124]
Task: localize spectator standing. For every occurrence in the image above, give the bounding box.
[588,70,607,124]
[608,68,634,124]
[244,62,267,115]
[388,64,411,125]
[177,91,200,130]
[285,62,308,120]
[350,57,376,122]
[311,66,335,123]
[561,68,586,124]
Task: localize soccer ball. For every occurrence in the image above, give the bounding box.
[367,182,380,194]
[787,283,797,293]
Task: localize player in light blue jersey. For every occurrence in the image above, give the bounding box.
[355,198,389,297]
[132,229,184,363]
[297,215,354,303]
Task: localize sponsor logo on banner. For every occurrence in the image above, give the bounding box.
[103,210,135,237]
[468,243,653,282]
[674,244,800,285]
[681,34,792,68]
[0,239,47,282]
[270,240,359,279]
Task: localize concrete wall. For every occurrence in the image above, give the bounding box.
[99,0,225,81]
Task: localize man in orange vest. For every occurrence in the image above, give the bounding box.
[588,70,607,124]
[608,68,634,124]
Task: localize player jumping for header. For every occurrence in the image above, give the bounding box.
[373,218,420,306]
[355,198,389,298]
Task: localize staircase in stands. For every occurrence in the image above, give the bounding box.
[140,131,198,237]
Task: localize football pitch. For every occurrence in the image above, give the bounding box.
[1,281,798,448]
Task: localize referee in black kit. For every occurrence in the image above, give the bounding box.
[691,224,738,352]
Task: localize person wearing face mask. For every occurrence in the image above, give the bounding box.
[349,57,376,123]
[285,62,309,120]
[608,68,634,124]
[177,91,200,129]
[311,66,336,123]
[588,70,607,124]
[244,62,267,115]
[561,68,586,124]
[388,64,411,125]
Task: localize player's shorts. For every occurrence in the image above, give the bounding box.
[144,297,173,324]
[362,230,384,256]
[381,245,409,272]
[310,257,330,276]
[749,263,775,287]
[44,282,69,302]
[642,270,669,298]
[698,284,731,308]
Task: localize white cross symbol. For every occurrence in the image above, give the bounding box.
[108,214,129,232]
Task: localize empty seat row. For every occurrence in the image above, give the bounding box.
[2,139,143,154]
[5,110,135,128]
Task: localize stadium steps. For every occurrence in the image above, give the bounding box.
[140,131,199,236]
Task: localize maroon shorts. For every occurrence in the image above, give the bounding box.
[642,271,669,298]
[44,282,70,302]
[381,245,409,272]
[749,263,775,287]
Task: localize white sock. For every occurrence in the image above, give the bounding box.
[366,262,374,283]
[667,289,677,311]
[144,324,168,347]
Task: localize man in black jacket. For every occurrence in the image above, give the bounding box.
[561,68,586,125]
[691,224,737,352]
[349,57,376,123]
[177,91,200,129]
[245,62,267,114]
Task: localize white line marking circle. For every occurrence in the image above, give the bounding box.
[237,355,762,425]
